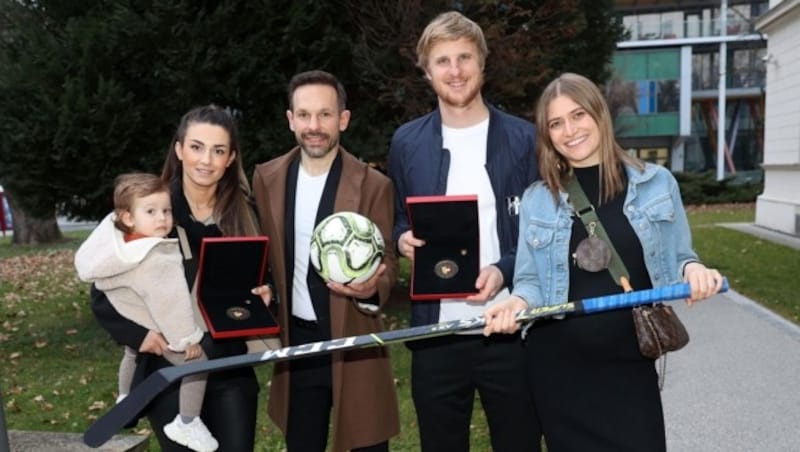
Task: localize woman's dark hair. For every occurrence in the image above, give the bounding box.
[161,105,260,236]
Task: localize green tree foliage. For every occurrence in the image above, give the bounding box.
[0,0,625,243]
[346,0,627,129]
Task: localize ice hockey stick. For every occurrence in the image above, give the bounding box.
[84,278,728,447]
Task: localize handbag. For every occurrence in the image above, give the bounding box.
[631,303,690,359]
[565,175,689,387]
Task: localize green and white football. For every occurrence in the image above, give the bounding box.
[310,211,385,284]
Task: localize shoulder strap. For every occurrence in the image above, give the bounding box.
[564,175,633,292]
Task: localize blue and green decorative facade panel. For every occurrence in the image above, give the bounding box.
[611,49,681,137]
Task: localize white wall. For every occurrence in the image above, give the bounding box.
[755,0,800,235]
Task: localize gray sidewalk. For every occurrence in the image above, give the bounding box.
[662,288,800,451]
[662,221,800,451]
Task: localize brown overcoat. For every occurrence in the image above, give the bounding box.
[252,147,400,451]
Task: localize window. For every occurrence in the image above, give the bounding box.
[636,80,679,115]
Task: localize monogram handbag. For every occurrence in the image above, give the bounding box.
[565,176,690,363]
[632,303,690,359]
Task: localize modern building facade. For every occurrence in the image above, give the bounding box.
[611,0,768,181]
[754,0,800,236]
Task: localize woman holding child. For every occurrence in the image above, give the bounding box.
[90,105,268,451]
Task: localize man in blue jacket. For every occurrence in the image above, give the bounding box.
[388,11,540,452]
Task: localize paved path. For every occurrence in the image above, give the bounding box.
[719,222,800,251]
[663,289,800,451]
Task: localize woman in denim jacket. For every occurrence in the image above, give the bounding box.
[483,73,723,451]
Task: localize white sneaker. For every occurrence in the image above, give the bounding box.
[163,414,219,452]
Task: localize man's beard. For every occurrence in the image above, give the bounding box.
[435,77,483,109]
[298,132,338,159]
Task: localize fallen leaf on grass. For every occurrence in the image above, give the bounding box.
[34,339,47,348]
[88,400,107,411]
[5,398,20,413]
[8,385,24,395]
[65,329,78,335]
[9,351,21,359]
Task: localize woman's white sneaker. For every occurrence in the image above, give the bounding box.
[163,414,218,452]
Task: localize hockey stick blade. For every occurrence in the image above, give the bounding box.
[84,278,727,447]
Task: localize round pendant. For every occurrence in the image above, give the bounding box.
[573,236,612,272]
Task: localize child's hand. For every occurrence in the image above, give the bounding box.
[184,343,202,361]
[251,284,274,306]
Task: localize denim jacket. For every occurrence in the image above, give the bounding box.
[513,163,699,307]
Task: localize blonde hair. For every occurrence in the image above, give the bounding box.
[534,72,644,204]
[416,11,488,70]
[113,173,169,234]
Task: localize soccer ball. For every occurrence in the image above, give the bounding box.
[310,211,385,284]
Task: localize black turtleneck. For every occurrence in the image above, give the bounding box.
[567,165,652,301]
[168,178,222,285]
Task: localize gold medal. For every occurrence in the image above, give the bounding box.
[226,306,251,321]
[434,259,459,279]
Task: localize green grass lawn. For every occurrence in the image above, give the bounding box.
[686,203,800,323]
[1,204,798,451]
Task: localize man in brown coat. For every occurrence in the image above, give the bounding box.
[252,70,400,452]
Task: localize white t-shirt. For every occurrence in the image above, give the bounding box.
[292,165,328,321]
[440,118,509,327]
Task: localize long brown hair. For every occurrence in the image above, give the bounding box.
[161,105,260,236]
[534,73,644,204]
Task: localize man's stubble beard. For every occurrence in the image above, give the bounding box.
[435,76,484,109]
[299,135,339,160]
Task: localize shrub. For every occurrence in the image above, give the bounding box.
[674,171,763,205]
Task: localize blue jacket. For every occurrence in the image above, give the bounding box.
[513,163,699,307]
[388,103,538,326]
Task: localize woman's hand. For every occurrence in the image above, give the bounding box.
[683,262,724,306]
[398,230,425,261]
[251,284,274,306]
[139,330,168,355]
[482,296,528,336]
[184,343,202,361]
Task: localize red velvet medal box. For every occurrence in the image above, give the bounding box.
[196,236,279,339]
[406,195,480,300]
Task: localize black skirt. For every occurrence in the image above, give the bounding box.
[526,308,666,452]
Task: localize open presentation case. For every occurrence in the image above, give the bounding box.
[196,236,279,338]
[406,195,480,300]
